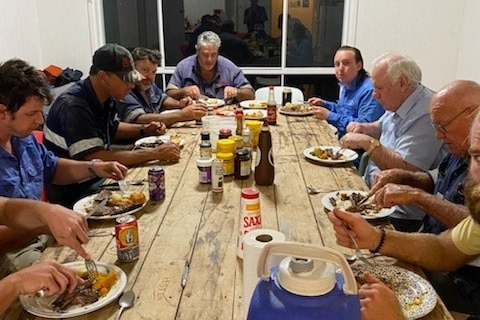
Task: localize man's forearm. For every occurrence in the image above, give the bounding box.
[369,147,421,172]
[137,113,183,127]
[0,226,40,254]
[236,88,255,101]
[379,229,469,271]
[413,194,469,228]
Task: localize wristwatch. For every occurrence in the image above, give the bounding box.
[366,139,381,155]
[88,159,101,176]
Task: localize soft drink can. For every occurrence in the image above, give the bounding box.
[115,215,139,262]
[148,166,165,200]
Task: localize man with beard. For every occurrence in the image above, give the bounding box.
[366,80,480,234]
[327,107,480,319]
[166,31,255,102]
[116,47,207,127]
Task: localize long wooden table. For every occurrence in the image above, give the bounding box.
[3,112,453,320]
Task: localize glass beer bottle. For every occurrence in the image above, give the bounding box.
[266,85,277,125]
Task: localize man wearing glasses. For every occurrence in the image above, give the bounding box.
[329,81,480,318]
[368,80,480,234]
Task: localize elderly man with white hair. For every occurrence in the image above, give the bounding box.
[166,31,255,102]
[339,53,448,232]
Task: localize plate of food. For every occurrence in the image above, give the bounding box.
[134,135,185,149]
[321,189,394,219]
[352,264,437,319]
[199,98,225,107]
[73,189,147,220]
[244,109,267,120]
[303,146,358,164]
[20,261,127,318]
[279,102,312,116]
[240,100,268,109]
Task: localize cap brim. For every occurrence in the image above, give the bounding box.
[117,70,141,83]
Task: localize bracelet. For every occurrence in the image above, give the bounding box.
[370,227,386,254]
[88,159,101,176]
[140,124,146,137]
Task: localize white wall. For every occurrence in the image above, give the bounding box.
[0,0,94,77]
[457,0,480,81]
[0,0,478,90]
[0,1,43,67]
[347,0,467,90]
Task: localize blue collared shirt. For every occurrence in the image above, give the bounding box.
[166,55,253,99]
[117,84,167,123]
[0,135,58,200]
[364,84,448,187]
[323,76,385,137]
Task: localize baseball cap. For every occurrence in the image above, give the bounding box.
[91,43,140,83]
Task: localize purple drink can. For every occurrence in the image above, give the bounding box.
[148,166,165,200]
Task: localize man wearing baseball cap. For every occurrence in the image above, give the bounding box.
[90,43,141,84]
[44,43,180,208]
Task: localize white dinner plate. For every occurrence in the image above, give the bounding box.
[244,109,267,120]
[239,100,268,109]
[303,146,358,164]
[279,105,313,116]
[352,264,437,319]
[321,189,394,219]
[199,98,225,107]
[73,193,147,220]
[134,135,185,149]
[20,261,127,318]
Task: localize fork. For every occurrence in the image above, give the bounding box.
[85,259,98,281]
[340,223,374,267]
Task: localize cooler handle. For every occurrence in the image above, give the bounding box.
[257,241,357,295]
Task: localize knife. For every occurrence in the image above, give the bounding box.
[357,191,374,207]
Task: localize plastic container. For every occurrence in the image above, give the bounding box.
[216,152,234,176]
[247,242,361,320]
[216,139,236,154]
[211,158,224,193]
[202,116,236,152]
[228,135,244,149]
[254,121,274,186]
[245,120,262,149]
[237,188,261,258]
[196,158,213,184]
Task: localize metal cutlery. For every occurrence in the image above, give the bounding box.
[84,259,99,281]
[357,191,374,207]
[306,185,338,194]
[340,223,374,267]
[115,290,135,320]
[100,179,146,190]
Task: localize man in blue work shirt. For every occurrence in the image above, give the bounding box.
[308,46,384,137]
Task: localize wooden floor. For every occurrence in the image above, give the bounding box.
[3,112,453,320]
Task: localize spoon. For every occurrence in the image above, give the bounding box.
[343,253,380,265]
[115,290,135,320]
[306,185,338,194]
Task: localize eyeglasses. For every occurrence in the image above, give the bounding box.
[431,107,472,135]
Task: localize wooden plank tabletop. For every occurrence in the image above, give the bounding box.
[3,113,453,320]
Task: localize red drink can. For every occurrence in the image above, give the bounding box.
[115,215,139,262]
[148,166,165,200]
